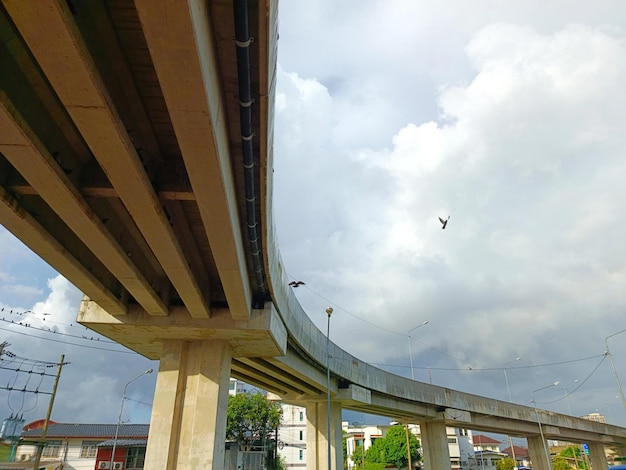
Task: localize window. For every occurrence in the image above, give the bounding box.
[448,437,457,444]
[299,449,303,460]
[80,440,100,458]
[299,430,303,440]
[42,440,62,458]
[125,446,147,469]
[299,411,304,422]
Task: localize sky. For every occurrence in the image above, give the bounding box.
[2,0,626,444]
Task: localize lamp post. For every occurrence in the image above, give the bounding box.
[407,321,429,380]
[561,379,578,416]
[605,329,626,410]
[110,369,153,469]
[326,307,333,470]
[503,357,520,469]
[532,381,560,470]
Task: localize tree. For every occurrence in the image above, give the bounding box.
[226,391,283,469]
[558,446,587,470]
[363,425,421,469]
[496,457,516,470]
[552,456,571,470]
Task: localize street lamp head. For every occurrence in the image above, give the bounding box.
[553,381,560,386]
[326,307,333,317]
[145,369,154,374]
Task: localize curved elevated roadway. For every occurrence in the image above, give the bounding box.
[0,1,624,468]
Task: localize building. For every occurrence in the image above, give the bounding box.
[16,422,149,470]
[277,403,307,467]
[343,422,475,470]
[343,422,387,470]
[582,412,607,424]
[501,444,532,469]
[472,434,508,468]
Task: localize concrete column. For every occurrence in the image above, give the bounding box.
[305,400,343,470]
[527,435,550,470]
[588,442,608,470]
[420,420,450,470]
[144,339,232,470]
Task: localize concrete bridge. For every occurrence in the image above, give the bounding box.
[0,1,624,469]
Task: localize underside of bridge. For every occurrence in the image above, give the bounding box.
[0,0,271,319]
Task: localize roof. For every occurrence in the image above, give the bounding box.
[21,423,149,439]
[97,438,148,447]
[501,445,530,457]
[473,434,502,445]
[0,459,62,469]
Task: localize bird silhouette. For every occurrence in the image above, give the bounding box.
[289,281,305,287]
[438,216,450,229]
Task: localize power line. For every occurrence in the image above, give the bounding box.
[1,309,116,343]
[287,273,411,337]
[0,326,135,354]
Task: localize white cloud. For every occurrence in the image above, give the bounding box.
[275,17,626,422]
[0,274,157,425]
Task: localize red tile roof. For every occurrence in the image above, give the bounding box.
[473,434,501,445]
[501,445,529,457]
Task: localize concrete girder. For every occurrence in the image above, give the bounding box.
[134,0,252,320]
[77,299,286,359]
[0,91,167,316]
[3,0,211,318]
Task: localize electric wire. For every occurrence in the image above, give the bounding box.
[534,353,608,406]
[0,326,135,354]
[1,309,116,343]
[287,275,405,337]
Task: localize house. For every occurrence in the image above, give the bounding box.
[15,420,251,470]
[472,435,508,469]
[501,444,532,469]
[16,422,149,470]
[343,422,476,470]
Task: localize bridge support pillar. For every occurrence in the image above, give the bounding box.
[588,442,608,470]
[420,420,450,470]
[144,339,232,470]
[305,400,343,470]
[528,435,551,470]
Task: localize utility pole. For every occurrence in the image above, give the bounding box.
[32,354,65,470]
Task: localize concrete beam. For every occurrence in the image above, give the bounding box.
[0,186,126,315]
[4,0,211,318]
[77,299,286,360]
[134,0,252,320]
[0,91,167,316]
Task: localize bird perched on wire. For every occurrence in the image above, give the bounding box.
[438,215,450,229]
[289,281,305,287]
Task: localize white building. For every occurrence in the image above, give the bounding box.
[343,421,476,470]
[276,403,307,468]
[472,434,509,469]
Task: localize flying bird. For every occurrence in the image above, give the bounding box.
[289,281,305,288]
[438,215,450,229]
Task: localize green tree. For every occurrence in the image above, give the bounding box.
[343,430,348,469]
[553,456,571,470]
[496,457,515,470]
[363,425,421,469]
[558,446,587,469]
[226,392,282,468]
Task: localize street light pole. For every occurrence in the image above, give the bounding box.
[110,369,153,470]
[532,381,560,470]
[605,329,626,410]
[407,321,429,380]
[326,307,333,470]
[503,357,520,469]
